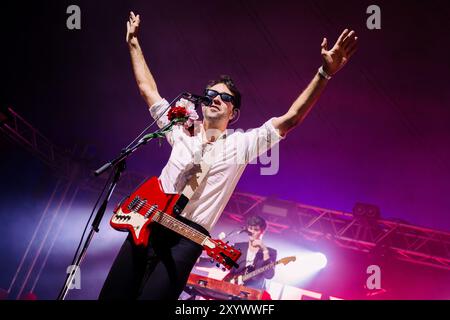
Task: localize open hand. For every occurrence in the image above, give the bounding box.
[321,29,358,76]
[126,11,140,44]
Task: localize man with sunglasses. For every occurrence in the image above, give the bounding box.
[99,11,358,300]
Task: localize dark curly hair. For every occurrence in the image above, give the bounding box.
[205,75,241,110]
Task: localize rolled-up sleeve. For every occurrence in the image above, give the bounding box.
[149,98,171,128]
[149,98,174,146]
[241,117,285,164]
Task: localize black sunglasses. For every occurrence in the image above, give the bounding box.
[204,89,235,104]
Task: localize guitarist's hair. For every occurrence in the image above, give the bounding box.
[246,215,267,232]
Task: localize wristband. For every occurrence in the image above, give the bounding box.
[318,66,332,80]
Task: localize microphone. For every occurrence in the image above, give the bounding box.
[182,92,212,107]
[238,227,252,235]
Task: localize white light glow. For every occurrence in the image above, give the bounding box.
[271,248,328,286]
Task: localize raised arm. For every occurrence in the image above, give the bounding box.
[126,11,162,108]
[272,29,358,137]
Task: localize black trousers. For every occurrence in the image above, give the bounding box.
[98,216,208,300]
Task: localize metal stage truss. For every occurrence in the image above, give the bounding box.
[2,107,450,280]
[222,192,450,271]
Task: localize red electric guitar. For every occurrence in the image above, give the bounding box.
[110,176,241,270]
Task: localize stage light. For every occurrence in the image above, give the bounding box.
[269,243,328,287]
[309,252,328,269]
[257,197,299,233]
[353,203,381,220]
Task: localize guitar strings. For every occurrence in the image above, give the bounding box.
[151,210,206,244]
[115,199,239,264]
[243,261,276,281]
[118,199,210,244]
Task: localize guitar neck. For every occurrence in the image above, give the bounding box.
[242,258,280,282]
[151,210,207,245]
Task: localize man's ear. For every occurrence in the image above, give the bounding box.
[230,108,240,121]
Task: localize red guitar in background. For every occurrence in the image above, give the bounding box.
[110,176,241,270]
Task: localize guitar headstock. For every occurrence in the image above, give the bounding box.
[204,239,241,270]
[280,256,296,265]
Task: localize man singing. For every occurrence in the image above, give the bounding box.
[99,11,358,300]
[223,216,277,290]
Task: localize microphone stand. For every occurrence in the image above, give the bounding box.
[57,96,189,300]
[223,228,250,239]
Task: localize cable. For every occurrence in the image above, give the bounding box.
[62,167,114,297]
[124,93,185,149]
[59,92,187,298]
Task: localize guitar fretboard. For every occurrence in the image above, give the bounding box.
[242,259,281,282]
[151,210,207,245]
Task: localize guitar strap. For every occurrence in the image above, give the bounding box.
[172,129,227,215]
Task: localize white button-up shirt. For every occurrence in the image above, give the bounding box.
[150,99,284,232]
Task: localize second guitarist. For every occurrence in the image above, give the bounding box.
[224,216,277,290]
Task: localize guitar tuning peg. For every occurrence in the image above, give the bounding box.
[216,263,220,268]
[210,259,214,264]
[222,267,226,272]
